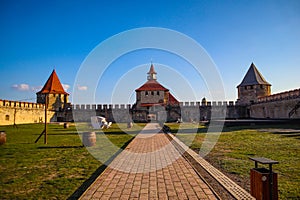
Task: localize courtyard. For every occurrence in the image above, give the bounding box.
[0,122,299,199]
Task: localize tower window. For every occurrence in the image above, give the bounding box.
[261,85,264,89]
[157,91,159,95]
[145,91,148,96]
[5,115,9,121]
[151,91,154,95]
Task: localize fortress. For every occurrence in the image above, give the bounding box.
[1,63,299,125]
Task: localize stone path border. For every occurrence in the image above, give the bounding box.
[166,132,255,200]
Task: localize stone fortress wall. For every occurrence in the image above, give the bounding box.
[67,100,246,123]
[59,94,300,123]
[1,90,299,125]
[71,104,132,123]
[250,89,300,119]
[0,99,56,125]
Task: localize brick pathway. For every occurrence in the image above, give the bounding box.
[80,123,217,200]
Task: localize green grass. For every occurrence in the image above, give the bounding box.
[0,123,145,199]
[167,123,300,199]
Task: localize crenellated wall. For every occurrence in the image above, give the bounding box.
[0,99,45,109]
[72,104,132,110]
[250,89,300,119]
[0,99,55,125]
[1,93,300,125]
[71,101,235,111]
[178,101,244,121]
[71,104,132,122]
[256,89,300,103]
[68,101,244,123]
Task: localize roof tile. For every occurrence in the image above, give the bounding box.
[135,80,169,91]
[238,63,271,87]
[37,70,68,94]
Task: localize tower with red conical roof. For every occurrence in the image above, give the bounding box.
[36,70,69,111]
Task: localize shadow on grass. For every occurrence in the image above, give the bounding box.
[33,129,141,136]
[102,130,144,135]
[46,133,81,136]
[170,122,300,135]
[278,133,300,140]
[67,136,136,200]
[38,146,84,149]
[32,132,79,136]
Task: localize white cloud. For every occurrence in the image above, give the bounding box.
[62,84,70,91]
[12,83,71,93]
[77,85,88,91]
[11,84,30,91]
[31,85,43,92]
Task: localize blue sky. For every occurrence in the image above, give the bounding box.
[1,0,300,104]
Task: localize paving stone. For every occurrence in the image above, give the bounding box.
[98,194,110,200]
[122,188,132,195]
[130,191,140,198]
[110,191,122,198]
[92,191,102,198]
[119,195,130,200]
[139,193,149,199]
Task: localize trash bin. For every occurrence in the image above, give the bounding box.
[249,157,279,200]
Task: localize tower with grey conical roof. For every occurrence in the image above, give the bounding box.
[237,63,271,105]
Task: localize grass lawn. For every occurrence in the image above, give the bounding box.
[0,122,145,199]
[167,123,300,199]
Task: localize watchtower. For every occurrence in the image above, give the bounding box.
[36,70,69,111]
[135,64,179,109]
[237,63,271,105]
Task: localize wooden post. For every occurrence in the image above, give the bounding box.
[13,108,18,128]
[44,94,48,144]
[35,94,48,144]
